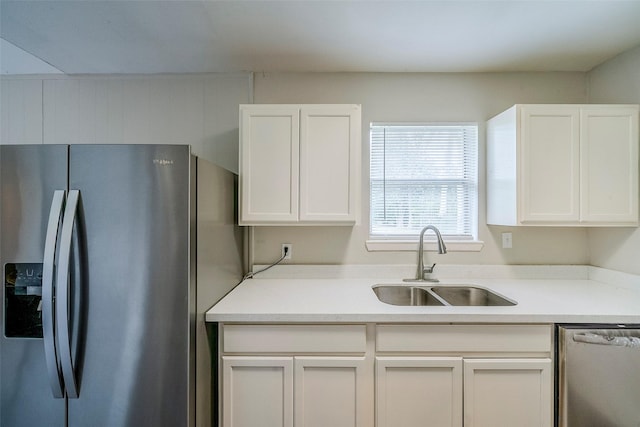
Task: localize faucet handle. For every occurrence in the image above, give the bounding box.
[424,263,436,274]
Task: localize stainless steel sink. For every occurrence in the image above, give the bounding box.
[373,284,516,306]
[373,285,445,306]
[430,286,516,306]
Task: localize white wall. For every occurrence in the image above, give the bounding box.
[0,73,252,172]
[587,45,640,275]
[252,72,591,265]
[196,159,244,427]
[3,70,611,268]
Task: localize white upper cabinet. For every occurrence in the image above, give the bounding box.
[487,104,639,226]
[239,104,361,225]
[580,107,639,223]
[240,105,300,224]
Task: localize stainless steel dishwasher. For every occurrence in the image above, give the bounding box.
[557,325,640,427]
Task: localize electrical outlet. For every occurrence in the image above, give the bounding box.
[502,232,513,249]
[281,244,292,260]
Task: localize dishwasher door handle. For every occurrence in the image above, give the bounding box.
[573,332,640,348]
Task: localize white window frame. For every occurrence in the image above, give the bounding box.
[366,122,483,252]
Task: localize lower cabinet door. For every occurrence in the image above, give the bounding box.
[222,356,294,427]
[376,357,463,427]
[294,357,370,427]
[222,356,370,427]
[463,358,552,427]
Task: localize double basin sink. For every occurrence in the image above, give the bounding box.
[373,284,516,306]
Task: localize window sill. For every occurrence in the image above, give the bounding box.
[365,239,484,252]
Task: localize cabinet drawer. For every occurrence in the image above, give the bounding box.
[223,324,367,354]
[376,324,552,353]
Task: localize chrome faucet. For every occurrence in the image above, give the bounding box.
[404,225,447,282]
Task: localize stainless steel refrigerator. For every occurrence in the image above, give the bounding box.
[0,144,243,427]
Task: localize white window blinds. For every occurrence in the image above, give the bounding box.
[370,123,478,239]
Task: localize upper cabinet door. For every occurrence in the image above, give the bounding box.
[487,104,639,227]
[580,106,639,224]
[239,104,361,226]
[299,105,361,223]
[240,105,300,224]
[519,105,580,224]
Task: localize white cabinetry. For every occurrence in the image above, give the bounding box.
[220,325,371,427]
[487,104,639,226]
[376,357,463,427]
[375,324,553,427]
[219,323,553,427]
[294,357,368,427]
[223,357,293,427]
[239,104,361,225]
[464,359,552,427]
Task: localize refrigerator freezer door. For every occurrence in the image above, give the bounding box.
[66,145,193,427]
[1,145,68,427]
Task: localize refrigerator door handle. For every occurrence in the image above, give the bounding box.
[42,190,66,399]
[56,189,81,398]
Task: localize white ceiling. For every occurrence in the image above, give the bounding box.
[2,0,640,75]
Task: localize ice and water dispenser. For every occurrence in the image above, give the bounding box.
[4,263,44,338]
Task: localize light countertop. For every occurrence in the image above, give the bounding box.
[205,265,640,324]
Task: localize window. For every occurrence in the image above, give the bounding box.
[370,123,478,241]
